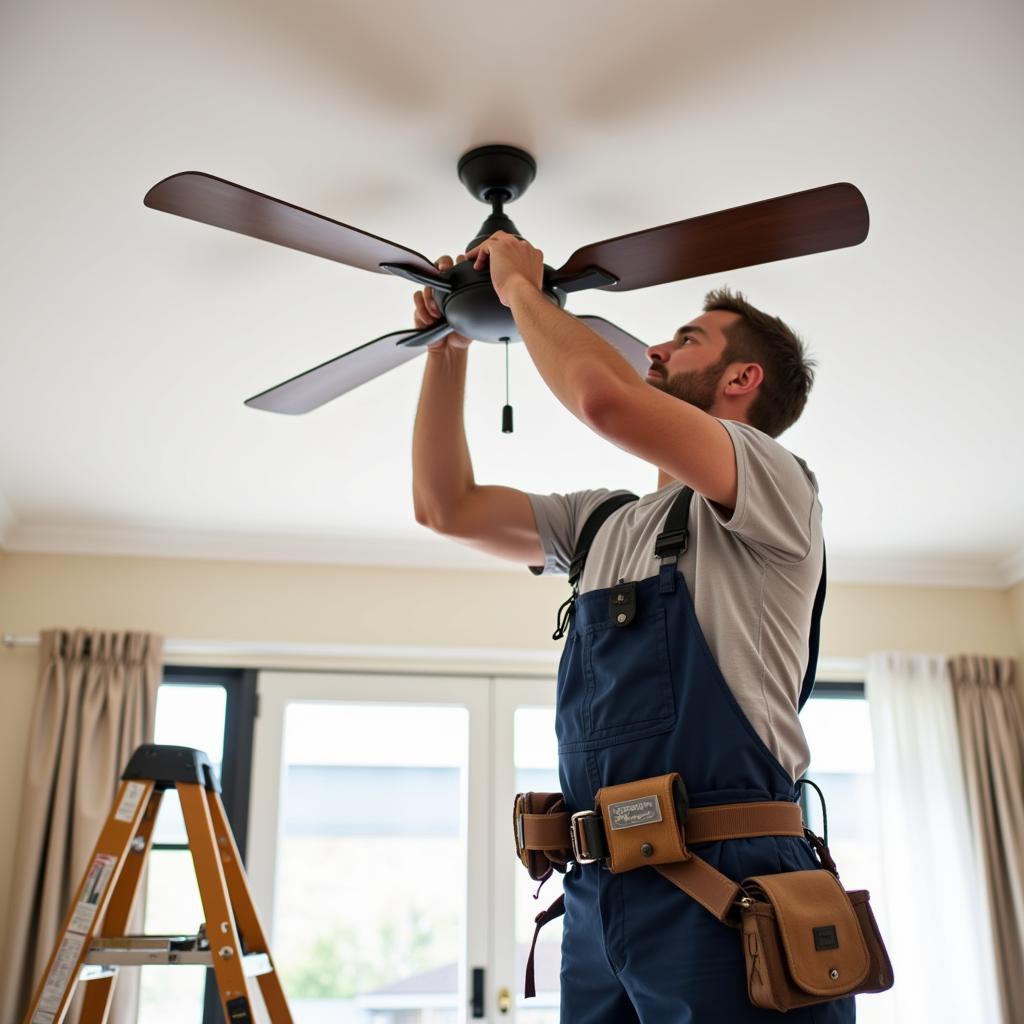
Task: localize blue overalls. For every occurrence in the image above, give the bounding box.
[553,487,854,1023]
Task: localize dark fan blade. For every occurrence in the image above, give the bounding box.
[145,172,444,282]
[554,183,869,293]
[578,316,649,377]
[245,324,450,414]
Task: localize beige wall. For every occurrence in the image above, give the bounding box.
[2,548,1022,966]
[1010,580,1024,653]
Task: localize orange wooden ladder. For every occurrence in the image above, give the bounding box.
[22,744,293,1024]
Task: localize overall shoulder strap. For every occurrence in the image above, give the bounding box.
[653,486,695,559]
[653,486,695,594]
[568,492,639,589]
[552,492,638,641]
[798,547,827,710]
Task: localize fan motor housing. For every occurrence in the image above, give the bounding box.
[435,262,565,343]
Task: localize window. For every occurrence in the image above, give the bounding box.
[248,672,490,1024]
[799,681,889,1024]
[136,667,256,1024]
[511,707,561,1023]
[800,682,881,886]
[273,702,468,1022]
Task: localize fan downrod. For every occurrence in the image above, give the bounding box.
[437,144,563,345]
[459,145,536,251]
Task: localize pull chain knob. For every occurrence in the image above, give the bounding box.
[502,337,514,433]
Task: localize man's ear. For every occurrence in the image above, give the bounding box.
[724,362,764,396]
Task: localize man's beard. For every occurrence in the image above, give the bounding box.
[647,357,729,411]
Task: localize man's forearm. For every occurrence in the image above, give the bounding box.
[506,281,642,425]
[412,347,476,527]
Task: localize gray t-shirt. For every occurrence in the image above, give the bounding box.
[526,419,822,780]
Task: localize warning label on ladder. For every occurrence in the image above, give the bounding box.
[114,781,147,823]
[31,852,118,1023]
[31,931,85,1021]
[70,853,117,933]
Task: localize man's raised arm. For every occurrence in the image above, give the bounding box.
[411,258,545,567]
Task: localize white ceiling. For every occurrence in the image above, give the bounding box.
[2,0,1022,586]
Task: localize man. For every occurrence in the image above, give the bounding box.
[412,234,851,1023]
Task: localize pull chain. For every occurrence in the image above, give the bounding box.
[502,338,514,433]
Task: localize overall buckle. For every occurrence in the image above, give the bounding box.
[569,810,606,865]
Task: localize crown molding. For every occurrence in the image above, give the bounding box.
[999,545,1024,588]
[3,520,513,572]
[826,552,1017,590]
[5,520,1023,589]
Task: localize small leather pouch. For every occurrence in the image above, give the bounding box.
[513,792,572,881]
[847,890,896,994]
[739,869,893,1011]
[595,772,689,872]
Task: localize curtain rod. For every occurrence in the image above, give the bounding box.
[1,633,559,665]
[2,633,867,677]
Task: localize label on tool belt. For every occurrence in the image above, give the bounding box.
[608,795,662,829]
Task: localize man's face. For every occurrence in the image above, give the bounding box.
[644,310,739,411]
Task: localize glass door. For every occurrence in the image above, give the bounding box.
[492,679,560,1024]
[249,671,491,1024]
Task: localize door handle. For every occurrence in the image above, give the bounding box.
[497,986,512,1014]
[472,967,485,1017]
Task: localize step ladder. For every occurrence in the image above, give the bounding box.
[22,744,293,1024]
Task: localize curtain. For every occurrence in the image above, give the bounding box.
[949,655,1024,1024]
[865,652,1001,1023]
[1,628,163,1024]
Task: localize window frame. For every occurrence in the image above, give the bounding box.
[809,680,865,701]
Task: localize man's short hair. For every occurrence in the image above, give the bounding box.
[703,287,815,438]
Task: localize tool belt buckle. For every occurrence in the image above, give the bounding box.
[570,810,601,865]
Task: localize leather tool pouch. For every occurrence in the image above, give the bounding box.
[739,869,894,1011]
[595,772,689,872]
[513,792,572,881]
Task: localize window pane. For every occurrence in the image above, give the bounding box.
[273,702,468,1024]
[801,692,889,1023]
[151,684,227,844]
[801,694,886,920]
[139,682,228,1023]
[513,708,561,1023]
[142,846,205,932]
[137,848,207,1024]
[153,683,227,759]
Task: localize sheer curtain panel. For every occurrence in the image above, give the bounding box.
[865,652,1001,1023]
[0,628,163,1024]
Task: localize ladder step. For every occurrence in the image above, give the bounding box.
[82,936,272,976]
[91,934,205,952]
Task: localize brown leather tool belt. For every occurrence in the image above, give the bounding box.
[513,772,894,1009]
[514,772,805,922]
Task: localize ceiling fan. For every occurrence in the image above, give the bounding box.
[144,145,868,416]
